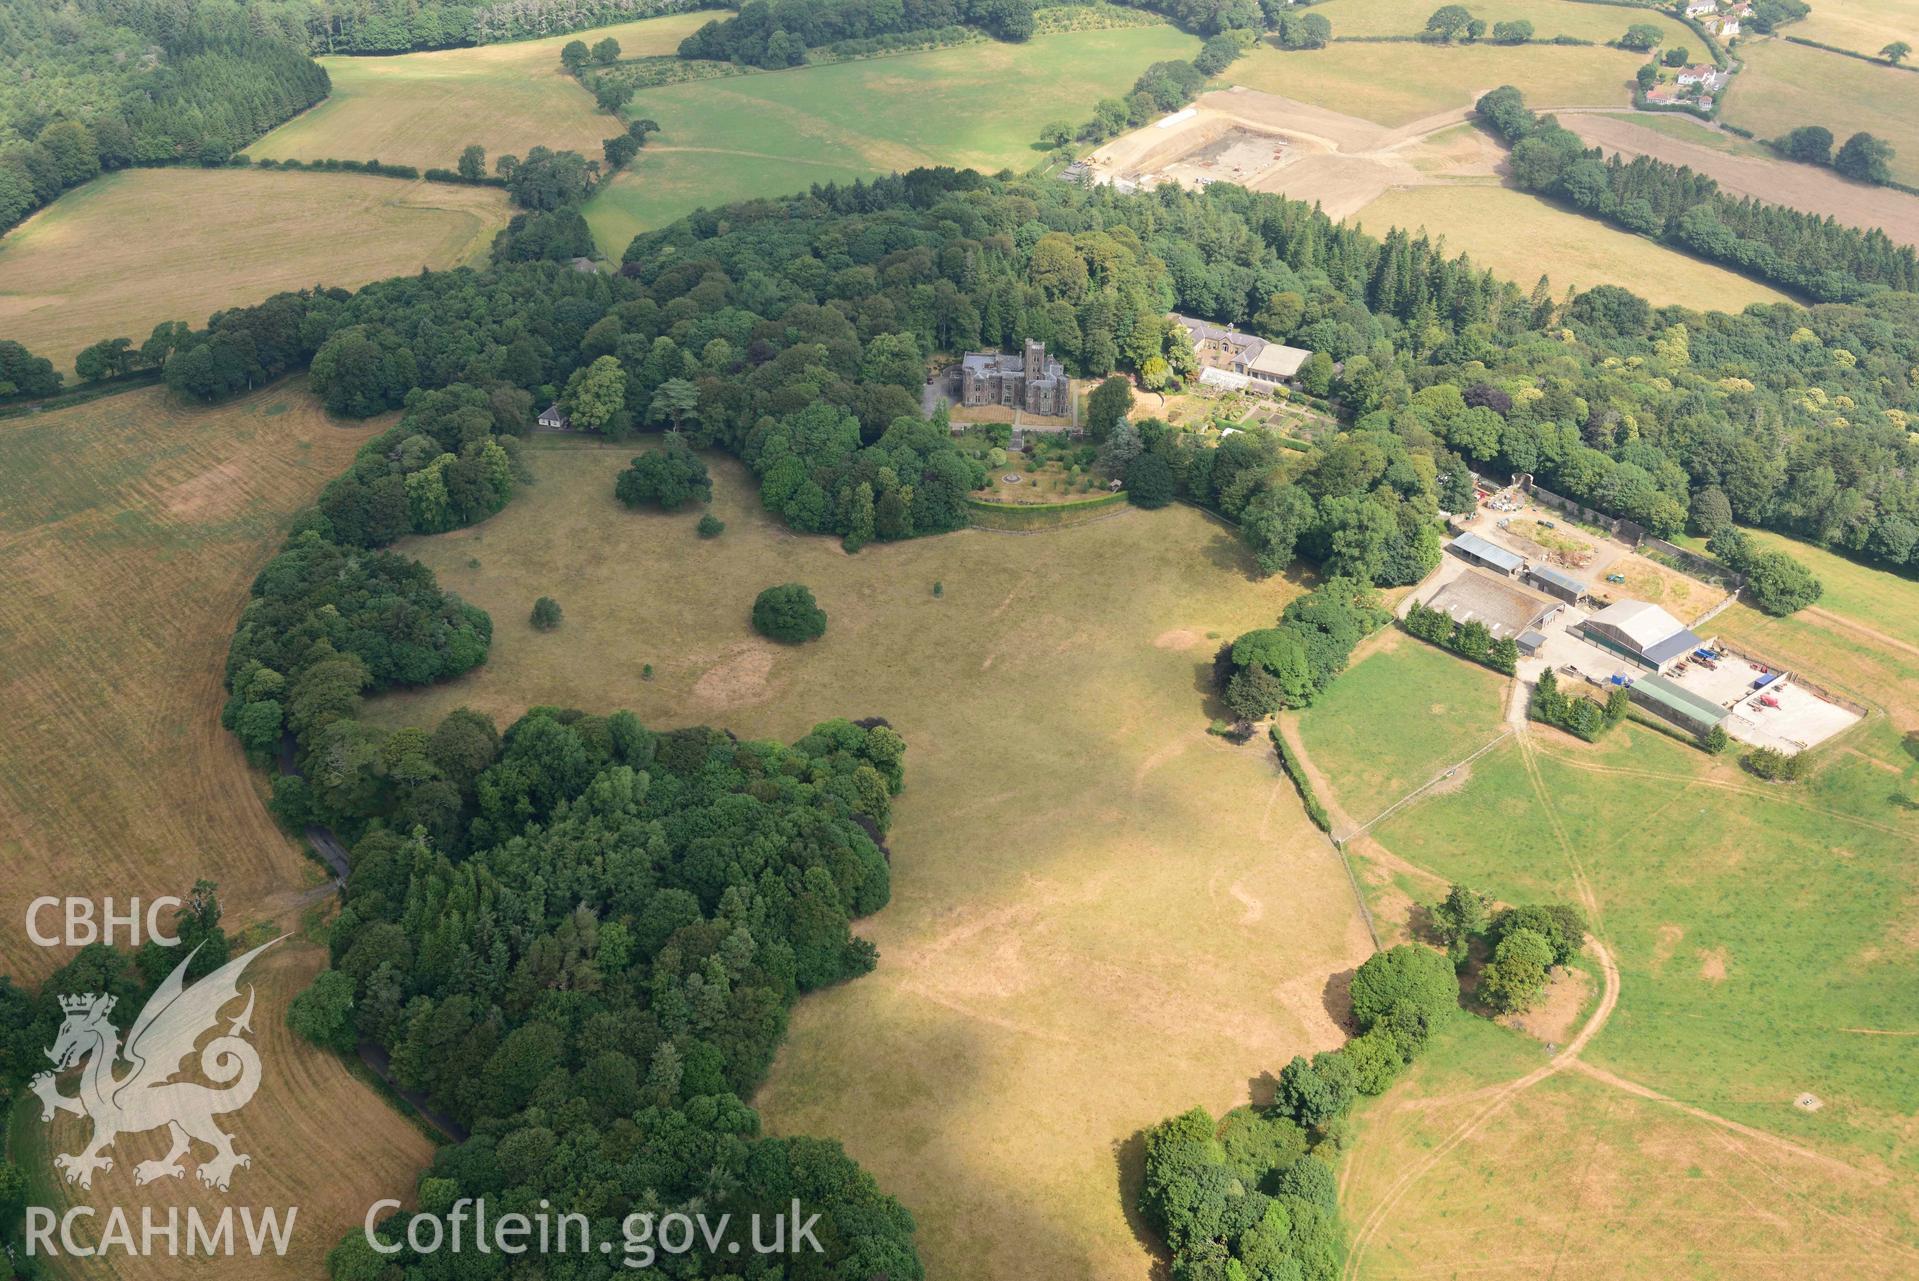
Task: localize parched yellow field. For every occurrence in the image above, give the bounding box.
[1311,0,1687,43]
[1226,40,1653,126]
[1792,0,1919,59]
[250,11,720,171]
[1354,185,1794,309]
[0,168,506,377]
[15,942,438,1281]
[1721,38,1919,186]
[0,382,375,984]
[370,442,1372,1280]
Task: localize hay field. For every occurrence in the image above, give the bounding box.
[250,11,719,170]
[0,168,506,377]
[1721,39,1919,186]
[1311,0,1686,42]
[1564,110,1919,247]
[1225,40,1650,127]
[582,23,1197,249]
[369,441,1373,1280]
[1295,630,1509,825]
[1353,185,1792,309]
[1792,0,1919,59]
[13,941,438,1281]
[0,382,375,984]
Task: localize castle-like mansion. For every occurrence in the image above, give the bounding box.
[953,340,1070,416]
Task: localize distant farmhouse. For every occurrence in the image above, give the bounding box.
[952,340,1070,416]
[1172,314,1312,393]
[537,403,572,430]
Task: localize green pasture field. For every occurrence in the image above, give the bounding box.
[366,440,1372,1281]
[1721,38,1919,186]
[251,11,720,171]
[1370,721,1919,1163]
[1791,0,1919,60]
[1225,39,1658,126]
[582,23,1198,251]
[1295,630,1511,825]
[1354,185,1793,310]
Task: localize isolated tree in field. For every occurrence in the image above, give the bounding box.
[1038,120,1074,149]
[1491,19,1532,43]
[752,584,827,643]
[563,354,626,435]
[1661,45,1688,67]
[592,37,621,64]
[560,39,589,71]
[530,596,563,630]
[1778,124,1834,165]
[1881,40,1911,65]
[1478,926,1553,1013]
[615,437,711,510]
[697,513,725,538]
[1350,945,1458,1029]
[1087,374,1133,440]
[1425,5,1474,41]
[1619,22,1664,50]
[457,144,485,180]
[1834,131,1895,184]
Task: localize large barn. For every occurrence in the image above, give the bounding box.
[1578,599,1702,671]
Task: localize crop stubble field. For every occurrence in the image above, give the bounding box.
[0,384,436,1281]
[370,441,1373,1279]
[0,169,506,376]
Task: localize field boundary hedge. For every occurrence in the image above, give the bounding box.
[1781,34,1919,72]
[1269,726,1332,835]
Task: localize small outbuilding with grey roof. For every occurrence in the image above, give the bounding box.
[1627,673,1728,736]
[1579,599,1701,671]
[1524,564,1587,604]
[1447,532,1524,577]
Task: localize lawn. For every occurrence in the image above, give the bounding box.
[1295,631,1510,825]
[1371,723,1919,1166]
[1310,0,1688,43]
[1792,0,1919,59]
[1225,39,1654,127]
[1721,38,1919,186]
[367,439,1372,1280]
[1353,185,1795,310]
[0,168,506,377]
[582,23,1198,250]
[249,11,720,171]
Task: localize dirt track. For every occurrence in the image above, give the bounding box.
[1564,112,1919,248]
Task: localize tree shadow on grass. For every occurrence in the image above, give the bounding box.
[1321,966,1358,1036]
[1113,1129,1173,1281]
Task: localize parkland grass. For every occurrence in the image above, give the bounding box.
[0,168,506,376]
[1225,40,1656,127]
[369,440,1372,1280]
[1354,185,1794,310]
[0,384,434,1279]
[582,24,1198,249]
[1721,38,1919,187]
[1311,0,1688,43]
[250,11,720,171]
[1295,630,1510,825]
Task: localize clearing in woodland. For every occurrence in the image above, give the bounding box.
[0,384,435,1281]
[582,23,1198,250]
[1720,39,1919,187]
[249,11,720,171]
[368,440,1372,1280]
[1353,185,1792,310]
[0,168,506,378]
[1561,111,1919,247]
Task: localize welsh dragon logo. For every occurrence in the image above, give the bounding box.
[31,939,279,1192]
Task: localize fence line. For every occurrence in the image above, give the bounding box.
[1342,729,1516,842]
